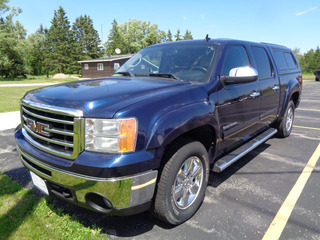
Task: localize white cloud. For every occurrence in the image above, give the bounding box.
[200,13,206,20]
[296,6,318,16]
[208,25,216,29]
[183,16,187,21]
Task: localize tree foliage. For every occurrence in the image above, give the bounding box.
[295,47,320,74]
[1,0,194,78]
[0,0,29,77]
[105,19,166,55]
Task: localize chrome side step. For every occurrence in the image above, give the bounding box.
[212,128,278,173]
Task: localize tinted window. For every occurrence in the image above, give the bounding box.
[284,52,297,69]
[252,47,272,79]
[222,46,250,76]
[272,50,297,70]
[272,51,287,70]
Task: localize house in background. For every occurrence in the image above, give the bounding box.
[79,54,133,78]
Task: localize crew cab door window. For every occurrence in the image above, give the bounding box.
[221,46,250,76]
[252,46,280,126]
[251,47,273,79]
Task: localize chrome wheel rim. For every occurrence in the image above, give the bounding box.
[173,156,203,209]
[286,107,293,132]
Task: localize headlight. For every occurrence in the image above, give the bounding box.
[85,118,137,153]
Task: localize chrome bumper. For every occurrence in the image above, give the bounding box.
[18,149,157,211]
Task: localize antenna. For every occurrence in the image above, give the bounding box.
[205,34,211,42]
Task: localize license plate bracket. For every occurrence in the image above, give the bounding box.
[30,171,49,195]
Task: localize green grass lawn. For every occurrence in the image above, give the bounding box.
[302,73,315,81]
[0,173,106,240]
[0,76,82,112]
[0,75,80,85]
[0,86,44,112]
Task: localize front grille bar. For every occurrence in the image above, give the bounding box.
[21,100,84,159]
[22,106,74,125]
[24,124,74,148]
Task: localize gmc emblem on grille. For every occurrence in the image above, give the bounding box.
[25,118,51,137]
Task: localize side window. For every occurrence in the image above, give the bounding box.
[222,45,250,76]
[252,47,272,79]
[272,50,297,70]
[272,51,287,70]
[284,52,297,69]
[97,63,104,71]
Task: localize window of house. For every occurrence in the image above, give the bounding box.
[97,63,104,71]
[114,63,120,71]
[252,47,273,79]
[84,64,89,70]
[222,45,250,76]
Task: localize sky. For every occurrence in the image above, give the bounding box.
[8,0,320,54]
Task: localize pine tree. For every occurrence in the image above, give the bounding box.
[72,15,102,60]
[183,30,193,40]
[27,25,45,75]
[174,29,182,41]
[166,30,173,42]
[44,6,72,74]
[105,19,124,55]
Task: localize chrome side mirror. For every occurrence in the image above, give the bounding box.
[221,66,258,85]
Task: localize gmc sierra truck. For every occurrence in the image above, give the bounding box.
[14,38,302,225]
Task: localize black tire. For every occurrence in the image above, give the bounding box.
[153,139,209,225]
[277,100,295,138]
[316,77,319,81]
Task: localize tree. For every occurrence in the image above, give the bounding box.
[105,19,167,54]
[166,30,173,42]
[0,0,29,77]
[27,25,46,75]
[174,29,182,41]
[72,15,102,60]
[44,6,73,74]
[183,30,193,40]
[105,19,124,55]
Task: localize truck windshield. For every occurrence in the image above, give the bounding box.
[114,43,217,83]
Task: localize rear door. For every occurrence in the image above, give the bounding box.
[251,46,280,125]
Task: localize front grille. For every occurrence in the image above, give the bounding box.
[21,100,83,159]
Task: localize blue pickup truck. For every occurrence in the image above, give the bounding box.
[14,38,302,225]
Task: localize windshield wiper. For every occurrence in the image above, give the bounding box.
[113,71,134,77]
[148,73,183,81]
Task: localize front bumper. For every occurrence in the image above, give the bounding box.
[15,126,158,215]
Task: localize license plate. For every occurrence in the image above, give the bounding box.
[30,171,49,195]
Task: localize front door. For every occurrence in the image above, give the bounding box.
[216,45,261,151]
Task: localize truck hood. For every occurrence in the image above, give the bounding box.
[23,77,190,118]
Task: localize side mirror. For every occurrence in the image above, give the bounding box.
[221,66,258,85]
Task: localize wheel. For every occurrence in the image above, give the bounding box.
[153,140,209,225]
[277,100,295,138]
[316,77,319,81]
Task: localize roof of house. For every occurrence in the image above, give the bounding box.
[78,54,133,63]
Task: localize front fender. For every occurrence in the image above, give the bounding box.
[146,101,217,149]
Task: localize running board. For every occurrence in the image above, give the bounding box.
[212,128,278,173]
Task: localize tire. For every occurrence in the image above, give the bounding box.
[153,140,209,225]
[277,100,295,138]
[316,77,319,81]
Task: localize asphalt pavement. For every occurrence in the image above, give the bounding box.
[0,80,319,240]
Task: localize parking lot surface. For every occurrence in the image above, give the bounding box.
[0,80,319,240]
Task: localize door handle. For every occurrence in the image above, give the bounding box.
[250,91,261,98]
[272,85,280,91]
